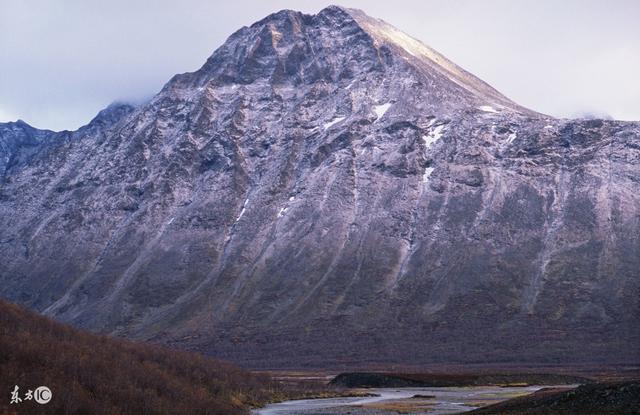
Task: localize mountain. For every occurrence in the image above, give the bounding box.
[1,6,639,368]
[0,299,277,414]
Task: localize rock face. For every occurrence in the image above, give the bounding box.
[1,6,639,368]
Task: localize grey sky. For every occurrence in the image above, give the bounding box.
[1,0,638,131]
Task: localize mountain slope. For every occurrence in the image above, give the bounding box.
[468,381,640,415]
[0,299,276,414]
[1,6,639,368]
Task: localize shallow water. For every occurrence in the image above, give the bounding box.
[252,385,548,415]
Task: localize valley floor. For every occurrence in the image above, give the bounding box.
[253,385,553,415]
[253,370,640,415]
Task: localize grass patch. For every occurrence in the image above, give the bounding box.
[359,400,435,413]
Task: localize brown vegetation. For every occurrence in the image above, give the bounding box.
[0,300,281,415]
[330,372,592,388]
[357,400,435,413]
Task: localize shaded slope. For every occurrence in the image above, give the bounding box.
[0,299,275,414]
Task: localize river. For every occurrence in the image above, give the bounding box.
[252,385,550,415]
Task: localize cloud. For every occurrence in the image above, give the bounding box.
[0,107,17,123]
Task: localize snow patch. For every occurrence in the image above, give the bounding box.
[373,103,392,120]
[423,167,435,182]
[506,132,517,144]
[323,116,345,130]
[478,105,499,113]
[423,124,445,148]
[235,198,249,222]
[167,217,175,225]
[278,196,296,218]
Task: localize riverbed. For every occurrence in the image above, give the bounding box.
[253,385,551,415]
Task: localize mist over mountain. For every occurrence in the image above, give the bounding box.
[1,6,638,368]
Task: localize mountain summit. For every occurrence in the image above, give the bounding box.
[1,6,639,368]
[169,6,525,115]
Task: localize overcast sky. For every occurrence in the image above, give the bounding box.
[1,0,638,131]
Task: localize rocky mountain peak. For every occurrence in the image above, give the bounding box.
[161,6,526,118]
[0,119,59,177]
[84,102,136,129]
[1,6,638,369]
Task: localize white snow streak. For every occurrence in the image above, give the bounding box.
[423,167,435,182]
[399,44,416,57]
[323,116,345,130]
[478,105,499,113]
[235,198,249,223]
[506,132,517,144]
[373,103,392,120]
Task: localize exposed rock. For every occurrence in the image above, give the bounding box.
[1,6,639,368]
